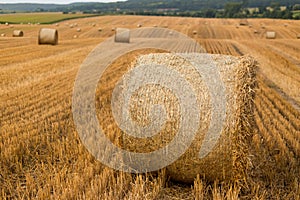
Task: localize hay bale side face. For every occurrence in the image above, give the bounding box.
[297,34,300,39]
[114,28,130,43]
[12,30,24,37]
[38,28,58,45]
[118,53,257,183]
[266,31,276,39]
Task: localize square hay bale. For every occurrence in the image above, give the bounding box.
[117,53,257,183]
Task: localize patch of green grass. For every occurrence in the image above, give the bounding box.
[0,12,99,24]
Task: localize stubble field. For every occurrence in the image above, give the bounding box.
[0,15,300,199]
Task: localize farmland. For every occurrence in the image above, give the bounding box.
[0,12,98,24]
[0,15,300,199]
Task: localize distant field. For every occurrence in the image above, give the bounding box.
[0,12,99,24]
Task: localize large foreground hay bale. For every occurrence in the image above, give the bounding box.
[12,30,23,37]
[266,31,276,39]
[114,28,130,43]
[118,53,257,183]
[38,28,58,45]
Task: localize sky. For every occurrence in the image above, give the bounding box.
[0,0,127,4]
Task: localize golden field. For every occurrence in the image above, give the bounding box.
[0,15,300,199]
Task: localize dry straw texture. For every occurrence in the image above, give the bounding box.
[12,30,24,37]
[119,53,257,184]
[115,28,130,43]
[38,28,58,45]
[266,31,276,39]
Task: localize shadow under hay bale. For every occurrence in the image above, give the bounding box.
[266,31,276,39]
[12,30,23,37]
[38,28,58,45]
[114,28,130,43]
[117,53,257,184]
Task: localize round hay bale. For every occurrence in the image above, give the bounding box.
[111,28,115,31]
[193,30,197,35]
[55,23,59,26]
[266,31,276,39]
[73,35,78,39]
[137,24,142,28]
[38,28,58,45]
[114,28,130,43]
[12,30,24,37]
[5,22,9,26]
[70,24,74,28]
[92,23,96,27]
[253,30,259,34]
[98,28,102,32]
[117,53,257,183]
[297,34,300,39]
[1,33,6,37]
[77,28,81,32]
[239,19,249,26]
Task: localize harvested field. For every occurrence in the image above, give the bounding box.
[0,15,300,199]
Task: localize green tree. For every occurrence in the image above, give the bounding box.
[224,2,243,18]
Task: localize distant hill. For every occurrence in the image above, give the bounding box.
[1,0,300,18]
[0,3,65,12]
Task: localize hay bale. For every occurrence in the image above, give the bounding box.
[254,30,259,34]
[297,34,300,39]
[70,24,74,28]
[1,33,6,37]
[193,30,197,35]
[77,28,81,32]
[137,24,142,28]
[114,28,130,43]
[73,35,78,39]
[239,19,249,26]
[266,31,276,39]
[12,30,24,37]
[98,28,102,32]
[118,53,257,183]
[38,28,58,45]
[5,22,9,26]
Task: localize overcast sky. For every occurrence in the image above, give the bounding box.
[0,0,127,4]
